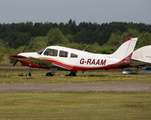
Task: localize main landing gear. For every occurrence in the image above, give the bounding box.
[25,68,77,77]
[68,71,77,76]
[25,67,55,76]
[46,72,54,76]
[45,68,57,77]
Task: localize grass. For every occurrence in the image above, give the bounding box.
[0,91,151,120]
[0,69,151,119]
[0,69,151,84]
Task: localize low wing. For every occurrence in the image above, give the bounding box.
[20,57,68,69]
[12,54,71,70]
[29,57,54,68]
[130,59,151,66]
[110,60,147,66]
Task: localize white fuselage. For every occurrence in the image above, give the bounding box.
[12,37,138,71]
[18,46,119,70]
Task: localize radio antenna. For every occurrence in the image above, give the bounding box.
[83,44,90,51]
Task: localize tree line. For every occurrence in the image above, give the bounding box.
[0,19,151,63]
[1,19,151,48]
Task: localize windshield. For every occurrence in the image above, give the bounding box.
[37,48,46,55]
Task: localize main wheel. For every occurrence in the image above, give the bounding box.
[46,72,53,76]
[69,72,76,76]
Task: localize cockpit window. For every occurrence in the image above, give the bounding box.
[59,50,68,57]
[37,48,46,55]
[44,49,58,56]
[70,53,78,58]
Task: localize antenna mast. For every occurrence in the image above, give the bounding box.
[83,44,90,51]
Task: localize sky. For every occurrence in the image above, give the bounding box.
[0,0,151,25]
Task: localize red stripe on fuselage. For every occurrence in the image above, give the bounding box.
[44,59,130,71]
[19,58,130,70]
[119,53,133,63]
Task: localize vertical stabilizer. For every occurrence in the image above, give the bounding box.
[110,37,138,62]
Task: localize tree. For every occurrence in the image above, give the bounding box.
[137,32,151,48]
[28,36,47,51]
[104,32,121,47]
[74,28,87,43]
[65,34,74,43]
[47,28,69,45]
[0,39,5,62]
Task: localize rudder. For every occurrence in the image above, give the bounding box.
[110,37,138,61]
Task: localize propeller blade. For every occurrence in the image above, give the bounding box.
[13,59,19,67]
[23,46,26,52]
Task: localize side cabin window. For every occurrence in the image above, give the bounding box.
[70,53,78,58]
[59,50,68,57]
[44,49,58,56]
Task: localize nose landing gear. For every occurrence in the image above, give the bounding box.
[26,67,32,76]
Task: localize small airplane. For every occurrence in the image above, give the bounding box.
[12,37,138,76]
[123,45,151,74]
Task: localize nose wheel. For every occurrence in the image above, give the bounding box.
[26,72,31,76]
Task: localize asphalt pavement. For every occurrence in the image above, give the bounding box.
[0,83,150,92]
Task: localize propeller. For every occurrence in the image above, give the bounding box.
[12,46,26,67]
[22,46,26,52]
[13,59,19,67]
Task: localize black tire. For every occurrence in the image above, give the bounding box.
[26,72,31,76]
[69,73,76,76]
[46,72,53,76]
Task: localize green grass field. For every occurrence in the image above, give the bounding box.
[0,69,151,84]
[0,91,151,120]
[0,69,151,119]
